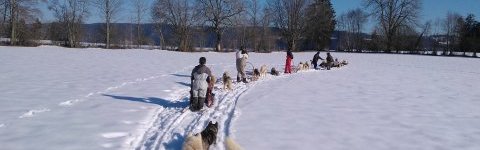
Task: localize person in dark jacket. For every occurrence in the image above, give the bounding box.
[312,51,324,70]
[190,57,213,111]
[326,52,334,70]
[284,50,294,73]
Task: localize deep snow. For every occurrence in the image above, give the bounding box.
[1,46,479,150]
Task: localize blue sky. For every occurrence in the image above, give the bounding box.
[39,0,480,32]
[332,0,480,32]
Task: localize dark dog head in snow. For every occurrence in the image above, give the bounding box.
[201,121,218,145]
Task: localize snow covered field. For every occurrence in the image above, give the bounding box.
[1,46,479,150]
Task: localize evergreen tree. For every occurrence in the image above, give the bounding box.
[305,0,336,50]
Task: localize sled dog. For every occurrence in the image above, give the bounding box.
[252,68,260,81]
[270,67,280,76]
[222,72,233,91]
[296,62,304,72]
[259,65,268,78]
[183,121,218,150]
[304,61,310,69]
[225,137,242,150]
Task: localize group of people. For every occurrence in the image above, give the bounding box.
[284,50,338,72]
[189,48,250,111]
[189,49,345,111]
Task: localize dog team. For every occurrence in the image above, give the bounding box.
[186,49,348,150]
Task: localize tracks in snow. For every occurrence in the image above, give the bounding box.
[133,78,267,150]
[131,67,328,150]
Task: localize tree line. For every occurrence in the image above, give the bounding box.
[337,0,479,57]
[0,0,478,57]
[0,0,336,52]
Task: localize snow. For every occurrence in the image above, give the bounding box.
[18,108,51,118]
[101,132,130,139]
[234,54,480,150]
[1,46,480,150]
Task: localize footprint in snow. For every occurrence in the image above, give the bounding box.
[85,92,95,97]
[19,108,50,118]
[122,120,134,125]
[125,109,139,112]
[101,143,114,148]
[101,132,129,139]
[59,99,82,106]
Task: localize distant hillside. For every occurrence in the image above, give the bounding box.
[47,23,376,51]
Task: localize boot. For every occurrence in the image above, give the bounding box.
[198,97,205,110]
[242,78,249,83]
[237,76,241,82]
[190,97,198,111]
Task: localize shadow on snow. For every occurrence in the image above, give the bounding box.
[175,81,191,87]
[171,74,191,78]
[102,94,188,109]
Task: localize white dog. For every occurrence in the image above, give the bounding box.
[259,65,268,78]
[183,136,242,150]
[304,61,310,69]
[296,62,305,72]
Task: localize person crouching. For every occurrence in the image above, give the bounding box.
[190,57,213,111]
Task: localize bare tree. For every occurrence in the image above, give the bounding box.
[9,0,16,45]
[364,0,421,52]
[338,8,368,51]
[197,0,244,51]
[442,12,462,55]
[267,0,310,51]
[0,1,9,38]
[0,1,7,24]
[153,0,202,51]
[132,0,147,48]
[5,0,42,45]
[93,0,122,49]
[245,0,262,51]
[48,0,89,48]
[258,6,276,52]
[415,21,431,53]
[227,11,248,50]
[429,18,443,55]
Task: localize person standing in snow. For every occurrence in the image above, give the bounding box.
[236,47,249,83]
[312,51,324,70]
[284,50,294,74]
[326,52,334,70]
[190,57,213,111]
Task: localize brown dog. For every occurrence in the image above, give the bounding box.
[252,68,260,81]
[222,72,233,91]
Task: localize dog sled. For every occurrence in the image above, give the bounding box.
[205,85,215,108]
[189,78,215,111]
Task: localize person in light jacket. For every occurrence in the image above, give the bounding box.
[235,47,249,83]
